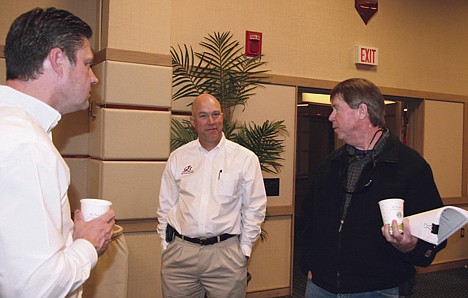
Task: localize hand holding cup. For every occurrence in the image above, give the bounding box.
[80,198,112,222]
[75,198,115,255]
[378,198,404,235]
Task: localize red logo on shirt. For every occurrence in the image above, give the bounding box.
[181,165,194,175]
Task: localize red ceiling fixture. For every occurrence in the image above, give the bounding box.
[355,0,378,25]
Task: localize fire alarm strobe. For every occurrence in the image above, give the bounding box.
[246,31,262,57]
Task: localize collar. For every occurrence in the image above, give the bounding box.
[0,85,61,134]
[345,128,389,159]
[196,132,226,153]
[333,130,400,163]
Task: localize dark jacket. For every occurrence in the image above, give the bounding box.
[300,133,446,294]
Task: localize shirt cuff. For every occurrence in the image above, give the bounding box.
[161,240,168,252]
[74,239,98,268]
[241,244,252,257]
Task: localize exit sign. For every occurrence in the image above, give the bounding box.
[355,45,378,65]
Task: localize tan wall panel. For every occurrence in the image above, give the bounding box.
[0,57,5,84]
[103,0,171,54]
[54,110,89,155]
[88,160,165,219]
[83,225,129,298]
[423,100,463,198]
[171,95,193,113]
[0,1,99,50]
[171,0,468,97]
[64,157,89,212]
[233,84,296,207]
[89,108,171,160]
[124,232,163,298]
[92,61,172,108]
[247,216,292,292]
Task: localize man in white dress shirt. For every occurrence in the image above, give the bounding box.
[0,7,115,298]
[157,93,267,297]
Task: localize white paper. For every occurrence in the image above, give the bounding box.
[406,206,468,245]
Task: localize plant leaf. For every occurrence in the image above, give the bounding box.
[170,118,197,151]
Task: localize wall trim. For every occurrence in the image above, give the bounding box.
[117,218,158,233]
[93,47,172,67]
[416,259,468,273]
[3,45,467,104]
[118,205,293,233]
[246,287,290,297]
[266,74,468,103]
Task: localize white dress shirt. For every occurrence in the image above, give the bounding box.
[0,86,97,298]
[157,134,267,257]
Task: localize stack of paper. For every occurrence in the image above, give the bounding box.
[406,206,468,245]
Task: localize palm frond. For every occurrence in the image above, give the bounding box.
[171,31,270,114]
[171,45,213,100]
[170,32,286,174]
[223,118,239,141]
[170,118,197,151]
[235,120,288,174]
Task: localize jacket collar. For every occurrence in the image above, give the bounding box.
[332,132,400,163]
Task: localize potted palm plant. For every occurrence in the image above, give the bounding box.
[170,31,288,177]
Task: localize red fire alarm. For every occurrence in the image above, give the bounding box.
[246,31,262,57]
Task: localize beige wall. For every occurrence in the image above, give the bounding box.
[233,84,296,207]
[248,216,292,292]
[0,0,99,49]
[102,0,171,53]
[424,100,464,198]
[125,232,162,297]
[0,56,4,84]
[2,2,468,102]
[171,0,468,96]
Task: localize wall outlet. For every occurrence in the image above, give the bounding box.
[461,228,465,238]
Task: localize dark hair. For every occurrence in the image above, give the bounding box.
[5,7,92,81]
[330,78,385,127]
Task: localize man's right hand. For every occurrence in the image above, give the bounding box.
[73,209,116,256]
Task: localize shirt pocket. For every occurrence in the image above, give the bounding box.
[217,173,239,197]
[178,173,198,195]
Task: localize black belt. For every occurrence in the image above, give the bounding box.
[174,229,237,246]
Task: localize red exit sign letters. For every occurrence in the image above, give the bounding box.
[355,45,378,65]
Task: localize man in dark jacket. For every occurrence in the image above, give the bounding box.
[301,78,446,297]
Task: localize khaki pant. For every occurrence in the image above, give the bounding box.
[161,236,247,298]
[83,225,129,298]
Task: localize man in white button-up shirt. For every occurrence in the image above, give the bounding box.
[157,94,267,297]
[0,8,115,298]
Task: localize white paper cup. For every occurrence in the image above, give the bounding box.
[378,198,404,234]
[80,198,112,222]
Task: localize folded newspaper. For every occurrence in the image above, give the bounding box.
[406,206,468,245]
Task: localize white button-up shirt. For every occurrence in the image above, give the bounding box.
[157,135,267,257]
[0,86,97,298]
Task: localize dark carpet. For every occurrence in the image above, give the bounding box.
[281,264,468,298]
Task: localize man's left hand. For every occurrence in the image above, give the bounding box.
[381,218,418,253]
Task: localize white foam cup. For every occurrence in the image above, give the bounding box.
[80,198,112,222]
[378,198,404,234]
